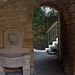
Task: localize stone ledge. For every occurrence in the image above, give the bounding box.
[0,55,31,68]
[0,53,30,58]
[0,48,30,55]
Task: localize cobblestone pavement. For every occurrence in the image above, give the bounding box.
[34,51,66,75]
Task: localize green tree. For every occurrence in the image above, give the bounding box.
[33,7,58,49]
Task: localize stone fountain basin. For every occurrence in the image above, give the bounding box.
[0,54,31,68]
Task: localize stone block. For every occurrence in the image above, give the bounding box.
[0,66,5,75]
[25,59,30,65]
[0,66,4,72]
[0,56,26,68]
[25,55,31,59]
[4,28,22,49]
[0,0,74,75]
[23,71,30,75]
[3,0,7,3]
[23,65,30,71]
[0,72,5,75]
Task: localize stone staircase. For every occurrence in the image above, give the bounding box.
[45,38,58,54]
[46,21,58,54]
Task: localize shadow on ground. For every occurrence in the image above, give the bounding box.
[34,51,66,75]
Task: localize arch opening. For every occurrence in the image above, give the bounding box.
[32,6,65,75]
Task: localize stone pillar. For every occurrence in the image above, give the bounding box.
[0,66,5,75]
[23,59,30,75]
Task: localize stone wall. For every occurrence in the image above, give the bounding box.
[0,54,31,75]
[0,0,74,75]
[0,0,34,73]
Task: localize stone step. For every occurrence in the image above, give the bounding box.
[51,46,58,49]
[52,41,58,46]
[47,49,58,54]
[47,45,58,54]
[45,48,50,51]
[48,45,55,49]
[56,38,58,42]
[51,46,58,52]
[55,43,58,48]
[46,38,58,54]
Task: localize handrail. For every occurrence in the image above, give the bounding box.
[46,21,58,34]
[46,21,58,45]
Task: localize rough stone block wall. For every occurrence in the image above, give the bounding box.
[0,0,74,75]
[0,0,34,72]
[59,2,75,75]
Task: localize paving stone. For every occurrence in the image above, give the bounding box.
[34,51,66,75]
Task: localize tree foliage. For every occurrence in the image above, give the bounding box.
[33,7,58,49]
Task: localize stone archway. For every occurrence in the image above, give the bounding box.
[0,0,74,75]
[32,1,74,75]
